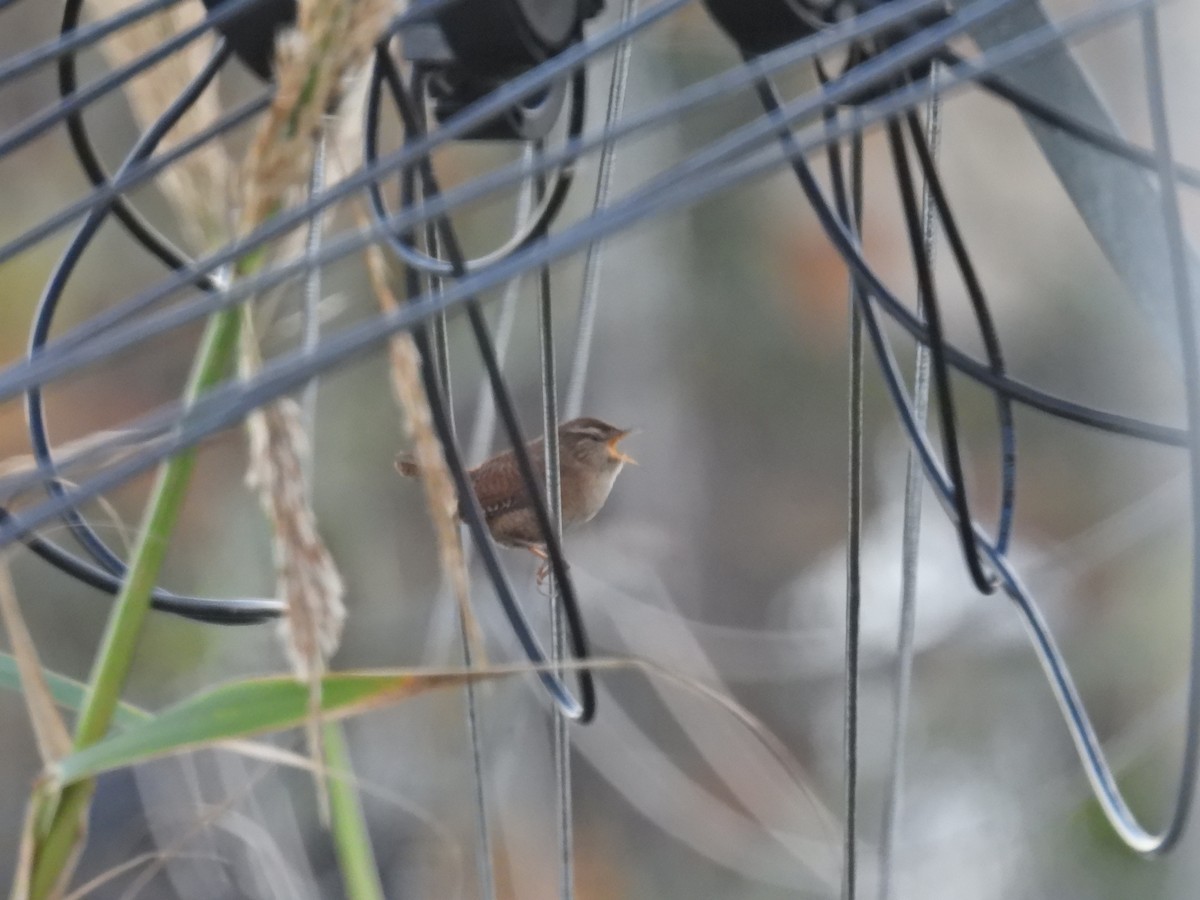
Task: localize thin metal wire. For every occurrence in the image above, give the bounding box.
[878,65,940,900]
[773,66,1200,855]
[1,0,1171,552]
[0,0,186,87]
[0,0,991,397]
[377,51,596,721]
[1136,3,1200,853]
[564,0,639,419]
[9,0,928,374]
[841,131,865,900]
[405,74,498,900]
[534,149,574,900]
[7,0,1171,454]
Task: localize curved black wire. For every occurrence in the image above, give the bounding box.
[374,52,595,722]
[938,48,1200,191]
[816,51,1015,586]
[0,0,1019,395]
[1,0,1189,543]
[0,0,1178,557]
[366,57,583,277]
[901,106,1017,556]
[58,0,226,292]
[5,0,1183,458]
[11,33,280,624]
[883,115,997,591]
[770,59,1200,854]
[31,27,227,565]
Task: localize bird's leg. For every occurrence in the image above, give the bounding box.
[527,545,552,586]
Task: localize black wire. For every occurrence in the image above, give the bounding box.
[939,47,1200,191]
[26,41,228,573]
[0,0,692,401]
[378,54,596,722]
[4,0,1179,456]
[6,0,473,623]
[884,116,996,592]
[58,0,229,290]
[781,54,1200,853]
[366,59,582,277]
[820,53,1016,575]
[10,33,279,624]
[0,92,269,275]
[901,107,1017,555]
[0,0,1180,553]
[0,0,981,399]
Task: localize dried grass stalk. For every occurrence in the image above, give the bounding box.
[362,243,487,663]
[0,559,73,764]
[245,399,346,678]
[233,0,391,820]
[92,0,232,247]
[239,0,392,232]
[236,0,390,677]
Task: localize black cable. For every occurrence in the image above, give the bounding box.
[4,0,1178,455]
[12,34,280,624]
[29,42,232,575]
[0,0,1182,554]
[820,53,1016,574]
[58,0,229,291]
[901,106,1017,555]
[365,60,582,277]
[940,47,1200,191]
[884,115,996,592]
[378,53,595,722]
[0,92,269,275]
[0,0,988,399]
[783,53,1200,852]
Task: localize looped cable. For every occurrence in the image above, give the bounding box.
[371,49,596,722]
[365,54,583,277]
[763,41,1200,854]
[13,14,280,624]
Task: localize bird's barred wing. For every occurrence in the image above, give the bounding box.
[466,450,542,519]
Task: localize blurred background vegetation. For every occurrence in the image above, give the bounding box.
[2,0,1200,897]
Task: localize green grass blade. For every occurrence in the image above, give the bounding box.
[55,670,499,784]
[325,722,385,900]
[0,653,150,732]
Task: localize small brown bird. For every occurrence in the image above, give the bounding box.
[396,417,636,573]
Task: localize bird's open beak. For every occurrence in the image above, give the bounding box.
[607,430,638,466]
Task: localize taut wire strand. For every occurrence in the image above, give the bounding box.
[878,65,940,900]
[564,0,639,419]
